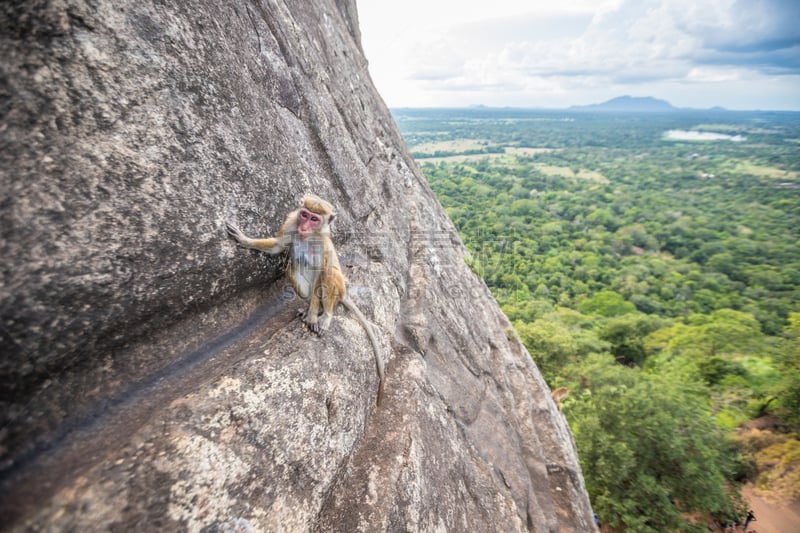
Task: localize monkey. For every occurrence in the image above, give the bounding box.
[551,387,570,409]
[226,195,385,405]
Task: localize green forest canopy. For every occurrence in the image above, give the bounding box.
[395,108,800,532]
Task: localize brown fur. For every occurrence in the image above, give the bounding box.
[551,387,570,409]
[226,195,384,405]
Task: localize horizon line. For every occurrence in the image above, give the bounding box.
[388,104,800,113]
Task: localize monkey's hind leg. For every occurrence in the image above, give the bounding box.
[318,268,346,332]
[302,284,323,334]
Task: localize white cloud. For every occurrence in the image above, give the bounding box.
[356,0,800,109]
[686,67,742,83]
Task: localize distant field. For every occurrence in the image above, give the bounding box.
[533,164,609,183]
[733,161,800,180]
[411,141,607,181]
[665,130,746,142]
[416,153,498,163]
[411,139,496,154]
[411,140,554,163]
[693,123,782,135]
[507,147,554,156]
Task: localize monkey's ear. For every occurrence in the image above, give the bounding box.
[328,213,336,224]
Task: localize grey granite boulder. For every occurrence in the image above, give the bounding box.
[0,1,596,530]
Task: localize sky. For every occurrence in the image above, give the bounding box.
[355,0,800,110]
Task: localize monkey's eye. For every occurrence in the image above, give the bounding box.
[300,210,321,224]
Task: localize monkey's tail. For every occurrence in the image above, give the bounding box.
[342,298,385,406]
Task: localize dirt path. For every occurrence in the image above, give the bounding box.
[740,484,800,533]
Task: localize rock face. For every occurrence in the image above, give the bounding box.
[0,1,596,531]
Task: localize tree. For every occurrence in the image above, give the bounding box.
[685,310,763,356]
[578,290,636,317]
[649,310,763,358]
[598,313,669,366]
[565,354,741,532]
[696,356,747,386]
[775,313,800,428]
[515,310,609,383]
[515,318,578,383]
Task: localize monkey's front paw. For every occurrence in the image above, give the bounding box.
[302,317,323,336]
[319,315,332,331]
[299,312,322,335]
[307,318,333,336]
[225,222,245,243]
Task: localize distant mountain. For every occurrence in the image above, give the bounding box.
[571,95,677,112]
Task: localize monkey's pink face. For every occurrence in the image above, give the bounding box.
[297,209,323,239]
